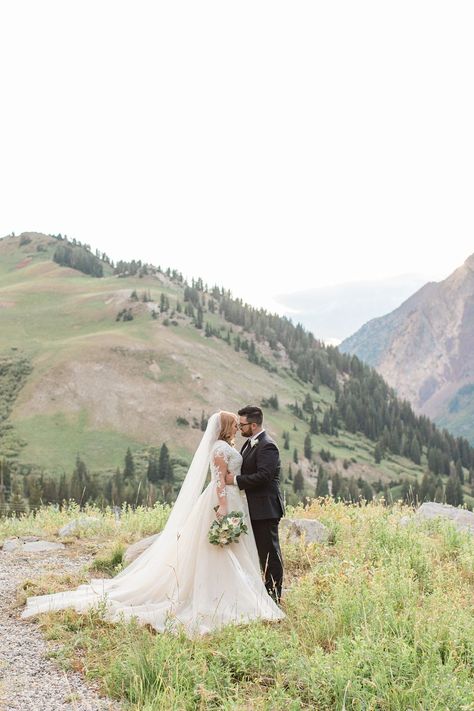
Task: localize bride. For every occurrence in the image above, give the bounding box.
[21,411,285,636]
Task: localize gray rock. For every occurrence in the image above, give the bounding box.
[20,536,40,543]
[414,502,474,534]
[22,541,65,552]
[124,533,160,565]
[280,517,329,544]
[58,516,101,537]
[2,538,22,552]
[1,538,65,553]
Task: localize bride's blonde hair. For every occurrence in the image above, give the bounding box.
[218,411,238,445]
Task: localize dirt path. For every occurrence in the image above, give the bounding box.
[0,548,120,711]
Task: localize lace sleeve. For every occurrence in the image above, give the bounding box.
[211,443,230,515]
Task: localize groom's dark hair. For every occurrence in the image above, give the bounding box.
[238,405,263,425]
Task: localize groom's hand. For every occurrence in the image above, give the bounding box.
[225,473,235,485]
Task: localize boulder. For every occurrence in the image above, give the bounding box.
[1,538,65,553]
[280,517,329,544]
[22,540,65,552]
[2,538,22,552]
[414,502,474,535]
[124,533,160,565]
[58,517,101,537]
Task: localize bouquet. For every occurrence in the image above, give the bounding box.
[208,508,248,547]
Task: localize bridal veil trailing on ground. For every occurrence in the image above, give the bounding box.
[22,412,285,636]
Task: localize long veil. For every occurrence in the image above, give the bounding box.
[109,410,221,581]
[22,412,222,613]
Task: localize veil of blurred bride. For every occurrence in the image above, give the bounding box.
[21,411,285,637]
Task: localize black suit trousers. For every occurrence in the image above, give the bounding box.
[251,518,283,602]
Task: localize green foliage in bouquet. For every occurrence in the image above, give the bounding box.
[208,508,248,547]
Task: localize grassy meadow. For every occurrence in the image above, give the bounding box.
[9,499,474,710]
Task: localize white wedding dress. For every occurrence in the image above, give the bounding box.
[22,414,285,637]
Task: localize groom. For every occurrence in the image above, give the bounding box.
[225,405,285,603]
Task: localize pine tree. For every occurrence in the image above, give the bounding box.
[57,473,69,507]
[111,467,124,506]
[315,465,329,497]
[248,340,259,364]
[147,454,159,485]
[434,476,444,503]
[9,476,25,516]
[331,472,341,499]
[348,477,360,502]
[42,477,58,504]
[293,448,298,464]
[310,414,319,435]
[303,393,314,414]
[293,469,304,494]
[361,480,374,502]
[410,436,422,465]
[445,473,464,506]
[70,455,90,505]
[420,472,436,502]
[0,458,9,506]
[28,477,43,511]
[321,411,332,435]
[338,481,350,502]
[195,306,203,329]
[455,459,465,484]
[283,431,290,450]
[304,433,312,460]
[124,447,135,481]
[374,442,382,464]
[158,444,173,481]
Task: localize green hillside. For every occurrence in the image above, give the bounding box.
[1,232,473,511]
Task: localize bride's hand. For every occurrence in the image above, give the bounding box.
[216,504,227,519]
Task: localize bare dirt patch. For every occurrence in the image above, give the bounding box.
[15,258,33,270]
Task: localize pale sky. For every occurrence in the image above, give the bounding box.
[1,1,473,313]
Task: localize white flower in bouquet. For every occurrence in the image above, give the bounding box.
[208,508,248,547]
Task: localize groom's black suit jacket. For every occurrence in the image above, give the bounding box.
[236,431,285,521]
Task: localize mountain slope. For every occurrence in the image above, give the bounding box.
[340,254,474,441]
[1,232,473,511]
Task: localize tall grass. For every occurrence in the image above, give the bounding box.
[0,501,171,545]
[20,499,474,710]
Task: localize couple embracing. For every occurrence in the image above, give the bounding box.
[22,406,286,636]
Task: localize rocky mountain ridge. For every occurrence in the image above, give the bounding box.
[341,253,474,440]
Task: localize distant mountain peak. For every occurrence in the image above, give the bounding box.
[340,253,474,441]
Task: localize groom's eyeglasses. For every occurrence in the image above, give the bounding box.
[239,422,252,430]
